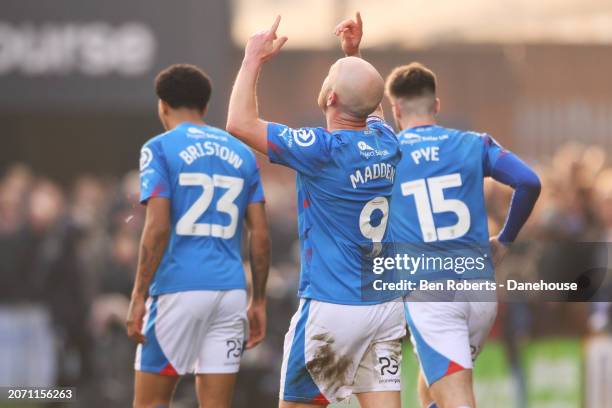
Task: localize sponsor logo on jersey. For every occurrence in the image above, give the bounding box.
[358,141,374,151]
[187,127,206,139]
[400,133,422,145]
[188,127,205,135]
[357,140,390,158]
[400,133,448,145]
[187,127,228,141]
[278,127,293,147]
[140,146,153,171]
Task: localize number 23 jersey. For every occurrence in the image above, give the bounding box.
[267,116,402,305]
[139,122,264,296]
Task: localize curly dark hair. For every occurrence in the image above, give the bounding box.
[154,64,212,112]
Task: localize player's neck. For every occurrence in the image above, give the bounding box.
[326,111,367,132]
[166,112,206,130]
[400,115,436,131]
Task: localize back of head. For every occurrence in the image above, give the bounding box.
[325,57,385,119]
[385,62,437,116]
[155,64,212,113]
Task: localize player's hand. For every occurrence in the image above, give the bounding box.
[489,236,509,267]
[126,295,147,343]
[244,16,288,64]
[246,300,267,350]
[334,11,363,57]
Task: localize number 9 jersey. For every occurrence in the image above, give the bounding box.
[267,116,402,305]
[139,122,265,296]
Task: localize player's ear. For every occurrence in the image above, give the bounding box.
[158,100,171,130]
[158,99,170,116]
[327,91,337,108]
[392,103,401,121]
[434,97,441,115]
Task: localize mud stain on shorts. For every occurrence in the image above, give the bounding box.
[306,332,352,396]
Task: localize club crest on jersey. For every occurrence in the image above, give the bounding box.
[293,128,317,147]
[140,147,153,171]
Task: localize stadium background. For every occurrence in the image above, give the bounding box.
[1,0,612,407]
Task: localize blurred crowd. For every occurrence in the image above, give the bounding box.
[0,160,301,406]
[484,143,612,408]
[0,141,610,407]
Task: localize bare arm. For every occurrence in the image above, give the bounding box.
[244,201,271,349]
[126,197,170,342]
[246,202,270,303]
[226,59,268,154]
[227,16,288,155]
[133,198,171,297]
[334,12,384,119]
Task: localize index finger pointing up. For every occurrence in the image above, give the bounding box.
[270,15,281,34]
[356,11,363,28]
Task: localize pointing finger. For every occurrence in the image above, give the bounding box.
[356,11,363,29]
[270,15,281,34]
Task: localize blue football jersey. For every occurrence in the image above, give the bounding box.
[267,116,402,305]
[139,123,265,296]
[390,125,504,278]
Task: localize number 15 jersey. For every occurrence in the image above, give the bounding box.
[390,125,505,248]
[139,122,265,296]
[267,116,402,305]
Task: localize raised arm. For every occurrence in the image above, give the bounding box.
[334,12,384,119]
[227,16,288,155]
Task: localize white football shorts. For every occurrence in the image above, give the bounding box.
[135,289,247,376]
[279,299,406,405]
[404,296,497,386]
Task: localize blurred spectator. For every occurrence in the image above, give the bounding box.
[0,165,56,387]
[589,168,612,333]
[24,179,94,386]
